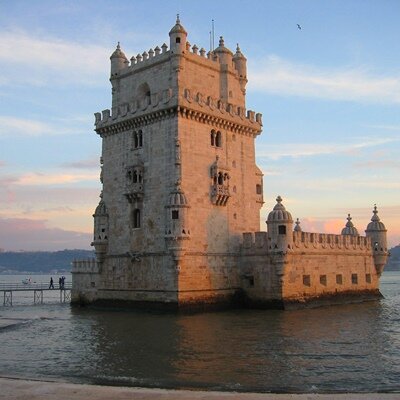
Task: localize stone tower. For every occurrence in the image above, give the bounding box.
[365,205,389,276]
[76,17,263,308]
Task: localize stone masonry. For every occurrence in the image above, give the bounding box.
[72,17,389,310]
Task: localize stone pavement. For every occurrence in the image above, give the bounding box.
[0,377,399,400]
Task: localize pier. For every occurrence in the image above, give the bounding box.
[0,282,72,306]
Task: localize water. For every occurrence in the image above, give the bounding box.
[0,272,399,393]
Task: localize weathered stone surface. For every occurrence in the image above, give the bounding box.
[72,19,389,310]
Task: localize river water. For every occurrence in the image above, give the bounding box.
[0,272,399,393]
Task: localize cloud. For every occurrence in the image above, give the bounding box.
[0,160,6,167]
[0,217,92,251]
[353,159,400,170]
[0,116,57,137]
[14,172,98,186]
[61,157,99,169]
[257,137,399,160]
[0,30,109,87]
[0,116,90,137]
[249,55,400,104]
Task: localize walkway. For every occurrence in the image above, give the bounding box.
[0,377,399,400]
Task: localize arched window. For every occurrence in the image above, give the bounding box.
[137,82,151,105]
[133,209,141,228]
[216,131,222,147]
[134,132,139,148]
[176,37,181,44]
[218,172,223,185]
[138,131,143,147]
[210,130,216,146]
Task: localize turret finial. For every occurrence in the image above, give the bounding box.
[236,43,241,52]
[294,218,302,232]
[276,195,283,204]
[219,36,224,47]
[371,204,380,222]
[117,41,120,49]
[176,13,180,24]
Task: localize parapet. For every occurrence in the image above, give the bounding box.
[94,88,175,129]
[293,231,372,251]
[72,258,99,274]
[242,231,372,253]
[94,87,262,136]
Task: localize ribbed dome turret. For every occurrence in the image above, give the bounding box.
[214,36,233,56]
[233,43,246,61]
[169,14,187,35]
[267,196,293,223]
[110,42,127,60]
[341,214,359,236]
[366,205,386,232]
[168,183,188,206]
[94,199,108,216]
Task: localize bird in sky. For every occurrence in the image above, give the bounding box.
[297,24,302,30]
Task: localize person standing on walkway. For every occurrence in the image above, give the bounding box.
[49,277,54,289]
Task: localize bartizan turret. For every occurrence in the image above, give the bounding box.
[266,196,294,251]
[91,199,109,264]
[365,205,388,276]
[341,214,359,236]
[169,14,187,55]
[233,44,248,95]
[110,42,128,78]
[165,181,190,265]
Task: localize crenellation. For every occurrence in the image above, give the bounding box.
[73,18,388,310]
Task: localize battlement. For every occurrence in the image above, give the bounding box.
[94,88,262,132]
[182,88,262,125]
[72,258,99,273]
[114,40,242,81]
[94,88,175,128]
[242,231,372,253]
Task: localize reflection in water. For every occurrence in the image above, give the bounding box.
[0,272,399,393]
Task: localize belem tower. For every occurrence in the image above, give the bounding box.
[72,18,389,310]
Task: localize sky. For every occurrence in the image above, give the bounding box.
[0,0,399,251]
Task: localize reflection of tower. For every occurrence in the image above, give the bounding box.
[365,205,388,276]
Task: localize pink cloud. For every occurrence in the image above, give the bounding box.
[61,157,99,169]
[0,217,92,251]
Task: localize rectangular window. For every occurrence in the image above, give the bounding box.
[303,275,311,287]
[172,210,179,220]
[256,184,262,194]
[278,225,286,235]
[366,273,371,284]
[351,273,358,285]
[336,274,343,285]
[320,275,327,286]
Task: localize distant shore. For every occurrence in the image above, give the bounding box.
[0,377,399,400]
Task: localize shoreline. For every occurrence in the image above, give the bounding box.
[0,377,399,400]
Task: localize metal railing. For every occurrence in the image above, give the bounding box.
[0,282,72,291]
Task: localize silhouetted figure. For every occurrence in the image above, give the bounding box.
[49,277,54,289]
[59,277,62,289]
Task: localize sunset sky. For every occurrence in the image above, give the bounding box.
[0,0,399,251]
